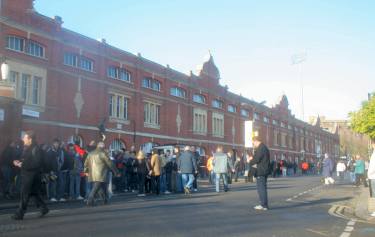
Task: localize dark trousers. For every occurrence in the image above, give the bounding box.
[137,173,146,194]
[16,174,47,216]
[256,176,268,208]
[151,176,160,195]
[193,173,198,189]
[166,171,172,192]
[87,181,107,205]
[355,174,368,187]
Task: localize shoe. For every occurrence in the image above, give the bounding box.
[50,198,57,202]
[77,196,84,200]
[224,188,229,192]
[39,207,49,218]
[184,187,191,194]
[137,194,146,197]
[164,191,171,194]
[193,189,198,192]
[59,198,66,202]
[254,205,268,211]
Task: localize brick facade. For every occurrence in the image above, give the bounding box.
[0,0,339,161]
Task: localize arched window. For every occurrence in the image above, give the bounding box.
[68,135,83,147]
[140,142,159,155]
[109,139,126,157]
[193,94,206,104]
[170,87,186,98]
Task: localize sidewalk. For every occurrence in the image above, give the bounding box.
[353,186,375,223]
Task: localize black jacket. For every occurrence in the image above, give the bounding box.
[21,144,43,174]
[249,143,270,177]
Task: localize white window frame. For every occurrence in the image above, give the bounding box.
[212,112,224,138]
[193,94,206,104]
[80,57,94,72]
[6,36,25,52]
[212,99,223,109]
[28,40,45,58]
[193,108,207,135]
[144,101,161,129]
[241,109,249,117]
[64,52,78,67]
[228,104,236,113]
[170,87,186,98]
[109,93,128,120]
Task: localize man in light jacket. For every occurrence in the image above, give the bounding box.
[368,139,375,218]
[213,146,234,193]
[84,141,120,206]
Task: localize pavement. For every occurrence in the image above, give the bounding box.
[0,176,374,237]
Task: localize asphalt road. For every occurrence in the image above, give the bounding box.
[0,176,374,237]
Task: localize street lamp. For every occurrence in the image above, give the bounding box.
[1,62,10,81]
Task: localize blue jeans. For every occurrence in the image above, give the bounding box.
[57,171,68,200]
[48,178,57,199]
[256,176,268,208]
[215,173,228,192]
[181,173,194,189]
[160,172,167,193]
[85,177,92,199]
[69,172,81,199]
[176,173,183,192]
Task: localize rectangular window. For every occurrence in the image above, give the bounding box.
[152,81,161,91]
[193,108,207,135]
[107,67,118,78]
[228,105,236,113]
[80,57,93,71]
[109,93,128,120]
[273,130,279,146]
[254,112,260,120]
[142,78,152,88]
[21,74,30,101]
[119,69,131,82]
[263,117,270,123]
[31,77,41,105]
[144,101,160,128]
[6,36,25,52]
[64,53,78,67]
[212,112,224,137]
[28,41,44,58]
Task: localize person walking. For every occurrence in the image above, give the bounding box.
[11,131,49,220]
[322,153,335,185]
[248,136,270,211]
[178,146,198,194]
[212,146,234,193]
[336,160,346,181]
[84,141,120,206]
[354,155,368,187]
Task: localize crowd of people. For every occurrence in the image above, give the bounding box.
[2,130,374,219]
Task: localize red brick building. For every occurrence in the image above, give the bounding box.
[0,0,339,162]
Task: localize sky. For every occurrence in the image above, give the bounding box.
[35,0,375,121]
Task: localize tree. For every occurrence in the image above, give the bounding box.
[349,93,375,139]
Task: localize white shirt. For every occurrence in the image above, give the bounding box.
[336,162,346,172]
[368,149,375,179]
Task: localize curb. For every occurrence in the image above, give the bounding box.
[354,187,375,223]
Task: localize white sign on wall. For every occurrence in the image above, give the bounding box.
[244,120,253,148]
[22,108,40,118]
[0,109,4,121]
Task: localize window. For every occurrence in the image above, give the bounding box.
[64,53,78,67]
[144,101,160,128]
[272,119,279,126]
[281,133,287,147]
[288,125,293,130]
[193,94,206,104]
[212,99,223,109]
[263,117,270,123]
[107,66,131,82]
[142,78,161,91]
[254,112,260,120]
[212,112,224,137]
[228,105,236,113]
[273,130,279,146]
[80,57,94,72]
[281,122,286,128]
[193,108,207,135]
[241,109,249,117]
[170,87,186,98]
[28,41,44,58]
[109,93,128,120]
[15,73,42,106]
[6,36,25,52]
[109,139,126,157]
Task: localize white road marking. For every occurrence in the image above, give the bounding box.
[340,232,351,237]
[344,226,354,232]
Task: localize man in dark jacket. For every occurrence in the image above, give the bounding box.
[249,135,270,211]
[12,131,49,220]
